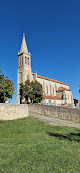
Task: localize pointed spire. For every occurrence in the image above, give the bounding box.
[19,33,28,54]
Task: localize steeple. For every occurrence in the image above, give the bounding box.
[19,33,28,54]
[17,33,33,104]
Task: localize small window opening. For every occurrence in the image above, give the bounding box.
[28,57,29,65]
[22,57,23,65]
[25,57,27,64]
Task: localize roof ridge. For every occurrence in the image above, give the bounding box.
[57,87,71,91]
[37,74,69,86]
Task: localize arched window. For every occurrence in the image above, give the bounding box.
[71,95,72,102]
[46,86,48,95]
[25,57,27,64]
[53,87,54,95]
[44,84,45,95]
[22,57,23,65]
[21,57,22,66]
[28,57,29,65]
[55,85,57,92]
[20,58,21,66]
[20,72,22,82]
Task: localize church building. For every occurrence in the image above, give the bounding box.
[17,33,73,107]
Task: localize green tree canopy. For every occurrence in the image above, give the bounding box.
[20,80,43,104]
[0,69,15,103]
[30,80,43,103]
[20,79,31,103]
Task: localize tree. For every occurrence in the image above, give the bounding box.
[30,80,43,103]
[20,80,43,104]
[19,82,25,104]
[0,69,15,103]
[20,79,31,103]
[25,79,31,102]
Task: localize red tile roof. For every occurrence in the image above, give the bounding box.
[37,75,69,86]
[57,87,70,92]
[43,95,62,100]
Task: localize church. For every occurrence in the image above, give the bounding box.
[17,33,73,107]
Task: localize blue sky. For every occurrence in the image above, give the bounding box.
[0,0,80,103]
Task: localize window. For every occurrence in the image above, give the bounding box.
[71,95,72,102]
[20,58,21,66]
[43,85,45,95]
[50,85,51,95]
[22,57,23,65]
[19,58,22,66]
[55,85,57,91]
[25,57,27,64]
[21,57,22,66]
[28,57,29,65]
[46,86,48,94]
[53,87,54,95]
[20,72,22,82]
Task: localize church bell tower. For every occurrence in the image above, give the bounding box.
[17,33,32,104]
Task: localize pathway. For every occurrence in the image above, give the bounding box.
[29,112,80,128]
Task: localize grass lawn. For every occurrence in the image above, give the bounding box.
[0,117,80,173]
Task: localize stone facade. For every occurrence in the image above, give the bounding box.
[17,33,73,107]
[17,33,32,104]
[29,104,80,123]
[0,104,28,120]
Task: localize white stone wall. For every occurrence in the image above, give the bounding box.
[64,90,72,104]
[42,98,64,106]
[29,104,80,123]
[36,77,69,96]
[0,104,28,120]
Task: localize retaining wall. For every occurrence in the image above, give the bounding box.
[29,104,80,123]
[0,104,28,120]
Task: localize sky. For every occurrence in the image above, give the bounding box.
[0,0,80,103]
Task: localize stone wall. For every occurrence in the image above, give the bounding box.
[29,104,80,123]
[0,104,28,120]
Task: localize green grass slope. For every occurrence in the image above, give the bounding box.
[0,117,80,173]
